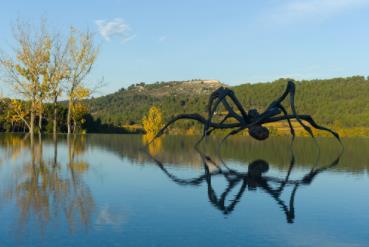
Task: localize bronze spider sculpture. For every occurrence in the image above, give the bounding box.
[150,80,341,144]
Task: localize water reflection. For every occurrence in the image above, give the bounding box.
[0,134,94,233]
[142,133,163,156]
[0,134,368,246]
[146,143,342,223]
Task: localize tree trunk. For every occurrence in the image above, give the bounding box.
[72,117,76,134]
[38,111,42,134]
[53,133,58,168]
[53,96,58,138]
[67,99,72,134]
[30,109,35,136]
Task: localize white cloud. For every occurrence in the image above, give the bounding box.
[95,206,126,231]
[287,0,369,15]
[95,18,135,42]
[268,0,369,23]
[158,35,167,43]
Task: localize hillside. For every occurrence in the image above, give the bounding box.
[88,76,369,130]
[88,79,223,126]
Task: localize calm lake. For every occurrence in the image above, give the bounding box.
[0,133,368,247]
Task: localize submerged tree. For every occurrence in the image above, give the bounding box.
[65,28,98,134]
[46,36,69,137]
[5,99,29,132]
[70,86,91,133]
[0,20,52,135]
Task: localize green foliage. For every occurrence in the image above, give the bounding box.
[2,76,369,135]
[87,76,369,131]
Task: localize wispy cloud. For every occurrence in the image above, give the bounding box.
[95,206,126,231]
[268,0,369,23]
[95,18,135,42]
[158,35,167,43]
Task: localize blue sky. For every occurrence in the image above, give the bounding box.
[1,0,369,96]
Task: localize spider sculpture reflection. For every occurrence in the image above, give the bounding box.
[147,148,341,223]
[150,80,341,144]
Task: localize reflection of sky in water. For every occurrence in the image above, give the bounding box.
[0,134,368,246]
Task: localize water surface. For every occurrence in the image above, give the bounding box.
[0,134,368,246]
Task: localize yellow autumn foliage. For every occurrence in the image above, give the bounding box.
[142,106,164,136]
[142,133,162,156]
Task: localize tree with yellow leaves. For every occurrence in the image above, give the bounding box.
[46,36,69,137]
[70,86,91,133]
[5,99,29,131]
[142,106,164,136]
[0,20,52,135]
[65,28,99,134]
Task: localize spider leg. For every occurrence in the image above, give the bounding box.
[206,88,249,133]
[261,114,341,144]
[206,98,245,136]
[204,91,225,136]
[223,89,249,122]
[147,113,207,145]
[205,88,246,136]
[287,82,315,138]
[298,115,341,144]
[264,81,315,139]
[278,104,295,140]
[273,80,295,105]
[206,113,232,136]
[149,113,241,145]
[221,98,244,122]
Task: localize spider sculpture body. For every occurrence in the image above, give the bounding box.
[151,80,341,143]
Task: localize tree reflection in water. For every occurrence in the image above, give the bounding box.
[146,145,342,224]
[1,134,95,233]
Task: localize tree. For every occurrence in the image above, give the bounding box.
[46,36,69,137]
[142,106,164,136]
[65,28,98,134]
[70,86,91,133]
[0,20,52,135]
[5,99,29,132]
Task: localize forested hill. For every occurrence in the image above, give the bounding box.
[87,76,369,128]
[88,79,223,126]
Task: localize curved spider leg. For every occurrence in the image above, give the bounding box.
[264,80,295,112]
[222,89,249,122]
[221,97,244,122]
[209,88,249,124]
[204,97,222,136]
[144,149,213,186]
[206,113,231,136]
[298,115,342,145]
[204,88,227,136]
[287,184,299,224]
[149,112,242,146]
[278,103,296,141]
[206,99,243,136]
[147,113,207,145]
[287,82,316,140]
[258,178,297,224]
[261,115,341,145]
[205,91,242,133]
[275,149,295,196]
[205,87,249,136]
[219,177,247,215]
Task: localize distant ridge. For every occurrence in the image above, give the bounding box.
[121,79,224,97]
[87,76,369,129]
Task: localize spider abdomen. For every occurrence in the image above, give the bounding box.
[248,125,269,141]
